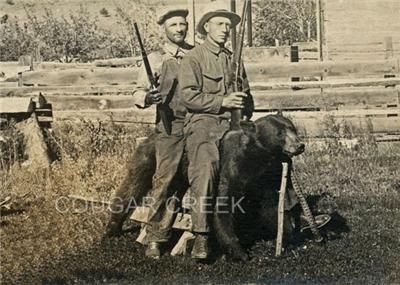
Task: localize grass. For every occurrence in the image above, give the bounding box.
[1,119,399,285]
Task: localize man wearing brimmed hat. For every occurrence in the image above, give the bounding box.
[105,8,193,259]
[179,10,254,259]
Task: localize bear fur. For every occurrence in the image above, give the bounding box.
[105,114,306,260]
[213,115,305,260]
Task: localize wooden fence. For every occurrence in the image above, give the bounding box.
[1,57,399,138]
[322,0,400,61]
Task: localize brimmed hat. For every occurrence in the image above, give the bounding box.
[197,9,241,35]
[157,9,189,25]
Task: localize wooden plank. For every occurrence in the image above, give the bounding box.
[4,88,397,115]
[0,97,34,113]
[250,78,400,91]
[52,107,399,137]
[323,0,400,61]
[299,51,318,61]
[327,41,400,47]
[327,53,400,62]
[34,62,93,70]
[3,86,397,114]
[171,231,195,256]
[0,62,30,81]
[252,110,400,137]
[0,84,138,96]
[246,59,399,81]
[21,88,400,112]
[328,47,399,53]
[5,59,400,88]
[53,108,156,124]
[93,57,142,67]
[7,77,400,97]
[30,59,400,85]
[20,68,139,86]
[252,87,399,109]
[45,95,139,111]
[0,82,18,88]
[35,108,53,117]
[271,109,400,118]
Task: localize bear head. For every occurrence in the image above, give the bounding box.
[254,114,305,157]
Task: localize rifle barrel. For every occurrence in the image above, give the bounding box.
[133,22,156,89]
[133,22,171,135]
[230,0,250,131]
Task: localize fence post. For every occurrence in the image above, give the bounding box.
[384,37,395,81]
[290,45,300,83]
[384,36,394,60]
[316,0,323,62]
[18,72,22,87]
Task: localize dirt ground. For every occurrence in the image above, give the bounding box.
[1,122,400,284]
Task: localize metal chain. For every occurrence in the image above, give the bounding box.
[291,165,323,242]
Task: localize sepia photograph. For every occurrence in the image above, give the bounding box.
[0,0,399,284]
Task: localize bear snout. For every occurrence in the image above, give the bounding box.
[291,142,305,155]
[283,141,305,156]
[297,142,305,153]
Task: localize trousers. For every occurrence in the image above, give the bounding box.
[184,115,229,233]
[146,120,185,242]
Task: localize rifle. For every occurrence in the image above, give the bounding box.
[230,0,250,131]
[133,22,172,135]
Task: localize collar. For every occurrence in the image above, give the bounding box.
[163,42,191,58]
[204,38,232,55]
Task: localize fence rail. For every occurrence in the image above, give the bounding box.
[1,58,399,137]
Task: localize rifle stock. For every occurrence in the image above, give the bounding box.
[133,22,172,135]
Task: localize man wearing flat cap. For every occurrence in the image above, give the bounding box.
[105,8,193,259]
[178,9,254,259]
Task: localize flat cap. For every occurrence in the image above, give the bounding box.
[157,8,189,25]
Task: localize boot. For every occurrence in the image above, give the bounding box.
[145,242,161,259]
[191,234,209,259]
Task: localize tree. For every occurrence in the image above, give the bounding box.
[0,16,35,61]
[253,0,316,46]
[23,5,109,62]
[114,1,162,56]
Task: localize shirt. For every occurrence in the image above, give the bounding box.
[134,42,193,120]
[178,38,253,119]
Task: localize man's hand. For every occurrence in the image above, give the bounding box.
[145,89,162,105]
[221,92,247,109]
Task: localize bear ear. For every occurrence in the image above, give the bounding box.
[277,109,283,116]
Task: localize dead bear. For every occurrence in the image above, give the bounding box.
[105,114,306,260]
[213,114,305,261]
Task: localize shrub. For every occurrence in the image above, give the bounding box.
[100,8,110,17]
[0,17,35,61]
[24,5,109,62]
[0,122,25,169]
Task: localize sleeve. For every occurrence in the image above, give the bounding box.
[179,55,223,114]
[133,53,163,109]
[241,65,254,119]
